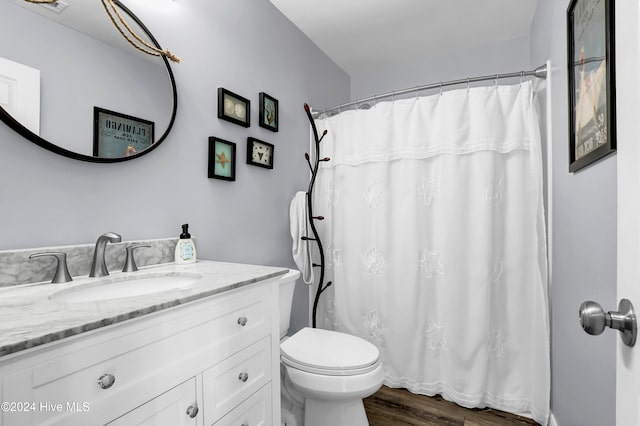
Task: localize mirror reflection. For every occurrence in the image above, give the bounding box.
[0,0,176,161]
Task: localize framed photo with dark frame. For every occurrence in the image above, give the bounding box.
[259,92,278,132]
[218,88,250,127]
[567,0,616,172]
[93,107,154,158]
[246,137,274,169]
[208,137,236,181]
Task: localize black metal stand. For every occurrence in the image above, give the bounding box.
[303,104,332,328]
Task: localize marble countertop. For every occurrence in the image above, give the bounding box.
[0,261,289,358]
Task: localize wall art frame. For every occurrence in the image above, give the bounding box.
[93,107,154,158]
[218,88,250,128]
[567,0,616,172]
[208,136,236,181]
[246,137,274,169]
[259,92,278,132]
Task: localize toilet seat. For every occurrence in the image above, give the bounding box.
[280,327,380,376]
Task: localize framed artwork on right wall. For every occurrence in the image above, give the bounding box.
[567,0,616,172]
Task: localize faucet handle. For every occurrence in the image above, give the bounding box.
[122,244,151,272]
[28,252,73,284]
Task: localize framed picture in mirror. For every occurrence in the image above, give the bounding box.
[218,88,250,127]
[567,0,616,172]
[93,107,154,158]
[208,137,236,181]
[259,92,278,132]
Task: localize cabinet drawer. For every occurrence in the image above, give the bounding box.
[203,337,271,425]
[197,288,269,351]
[212,385,271,426]
[35,285,269,386]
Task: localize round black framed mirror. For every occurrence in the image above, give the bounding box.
[0,0,177,163]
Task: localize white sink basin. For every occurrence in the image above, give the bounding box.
[50,272,203,303]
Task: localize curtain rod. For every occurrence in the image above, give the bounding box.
[312,63,547,118]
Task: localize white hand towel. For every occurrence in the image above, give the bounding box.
[289,191,314,284]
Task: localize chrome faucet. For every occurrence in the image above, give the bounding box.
[89,232,122,277]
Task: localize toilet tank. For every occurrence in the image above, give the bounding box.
[279,269,301,338]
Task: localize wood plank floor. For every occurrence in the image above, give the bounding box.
[363,386,539,426]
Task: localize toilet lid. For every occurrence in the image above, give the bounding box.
[281,328,380,375]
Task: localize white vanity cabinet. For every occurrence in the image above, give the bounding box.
[0,276,282,426]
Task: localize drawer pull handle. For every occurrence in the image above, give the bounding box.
[237,316,248,326]
[97,373,116,390]
[238,371,249,382]
[186,403,199,418]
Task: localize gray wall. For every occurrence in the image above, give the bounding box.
[530,1,617,425]
[350,36,531,101]
[0,0,349,334]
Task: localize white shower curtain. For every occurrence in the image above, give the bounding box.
[312,81,550,425]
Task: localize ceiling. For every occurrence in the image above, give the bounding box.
[269,0,539,76]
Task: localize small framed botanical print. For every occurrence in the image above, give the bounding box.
[259,92,278,132]
[218,88,250,128]
[246,137,274,169]
[208,137,236,181]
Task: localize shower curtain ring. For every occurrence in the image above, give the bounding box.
[520,71,525,83]
[415,86,420,100]
[466,78,470,92]
[392,90,396,102]
[495,74,499,88]
[439,82,443,96]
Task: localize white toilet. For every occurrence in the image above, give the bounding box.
[279,271,384,426]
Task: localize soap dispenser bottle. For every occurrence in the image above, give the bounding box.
[175,224,197,264]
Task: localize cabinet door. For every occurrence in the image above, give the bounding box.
[108,378,201,426]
